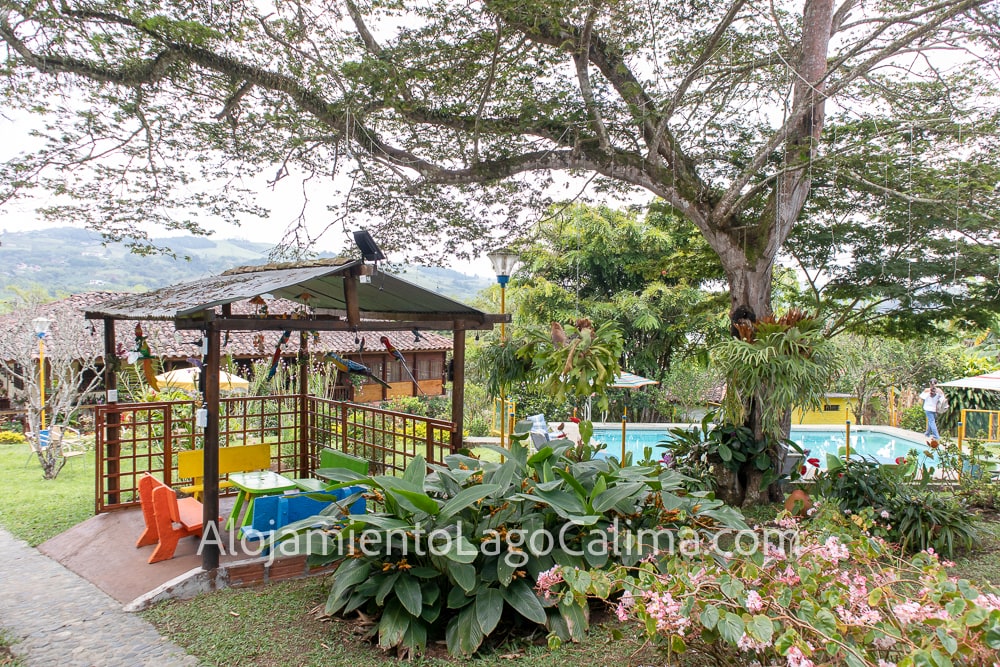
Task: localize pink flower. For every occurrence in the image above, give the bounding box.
[738,632,770,651]
[535,566,564,600]
[785,645,815,667]
[746,590,764,613]
[615,591,635,621]
[642,591,690,636]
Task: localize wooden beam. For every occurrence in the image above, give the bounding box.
[343,275,360,326]
[450,323,466,451]
[102,317,120,508]
[173,317,499,332]
[201,319,221,572]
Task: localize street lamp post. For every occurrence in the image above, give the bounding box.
[488,251,520,449]
[31,317,53,431]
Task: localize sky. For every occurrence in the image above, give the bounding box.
[0,108,499,278]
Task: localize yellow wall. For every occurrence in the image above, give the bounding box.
[792,396,859,425]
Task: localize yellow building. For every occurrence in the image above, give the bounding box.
[792,393,860,425]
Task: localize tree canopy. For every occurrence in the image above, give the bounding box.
[2,1,997,317]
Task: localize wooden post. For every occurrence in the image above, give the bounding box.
[202,318,221,571]
[450,322,466,451]
[298,331,310,477]
[102,317,120,508]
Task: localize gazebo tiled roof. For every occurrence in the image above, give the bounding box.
[3,292,452,363]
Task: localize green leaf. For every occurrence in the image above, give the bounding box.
[458,605,485,655]
[718,443,733,462]
[438,534,479,563]
[502,580,547,624]
[389,488,440,515]
[985,622,1000,649]
[497,552,517,586]
[748,615,773,643]
[375,571,401,605]
[439,484,502,520]
[592,482,645,513]
[935,627,958,655]
[963,606,988,627]
[558,598,589,641]
[813,608,837,637]
[476,588,504,635]
[700,604,720,630]
[402,454,426,489]
[396,574,423,617]
[716,610,745,645]
[378,600,410,649]
[450,562,477,593]
[527,446,554,465]
[328,560,371,611]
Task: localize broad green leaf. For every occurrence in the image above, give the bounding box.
[700,604,720,630]
[592,482,646,513]
[402,454,426,488]
[458,605,485,655]
[814,608,837,636]
[935,627,958,655]
[402,619,427,652]
[476,588,504,635]
[439,484,502,520]
[497,552,517,586]
[375,571,400,605]
[450,562,477,592]
[527,446,554,465]
[395,573,423,617]
[390,488,441,515]
[328,560,371,609]
[502,580,547,624]
[716,610,745,645]
[437,534,479,563]
[558,598,589,641]
[378,600,410,649]
[748,615,774,643]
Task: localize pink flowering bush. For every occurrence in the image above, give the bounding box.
[541,509,1000,665]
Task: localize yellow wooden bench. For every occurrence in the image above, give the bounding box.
[177,443,272,499]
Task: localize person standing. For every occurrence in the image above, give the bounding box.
[919,379,944,440]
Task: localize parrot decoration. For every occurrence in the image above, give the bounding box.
[323,352,390,388]
[129,323,159,391]
[381,335,423,393]
[267,330,291,380]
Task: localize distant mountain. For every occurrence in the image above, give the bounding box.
[0,227,492,305]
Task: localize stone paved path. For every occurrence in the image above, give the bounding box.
[0,527,199,667]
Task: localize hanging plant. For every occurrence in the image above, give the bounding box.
[476,338,535,398]
[516,319,623,411]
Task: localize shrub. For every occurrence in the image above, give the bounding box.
[281,427,748,658]
[810,457,901,515]
[887,487,977,556]
[0,431,27,444]
[552,512,1000,666]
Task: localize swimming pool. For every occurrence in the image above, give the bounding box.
[591,425,929,468]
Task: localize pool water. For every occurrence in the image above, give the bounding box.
[591,427,929,468]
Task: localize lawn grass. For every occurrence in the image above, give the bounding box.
[0,628,24,667]
[0,442,96,546]
[142,577,680,667]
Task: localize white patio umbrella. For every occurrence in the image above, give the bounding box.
[155,367,251,392]
[939,371,1000,391]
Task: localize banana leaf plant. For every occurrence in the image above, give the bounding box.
[277,434,747,658]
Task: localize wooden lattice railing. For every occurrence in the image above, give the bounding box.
[94,395,455,512]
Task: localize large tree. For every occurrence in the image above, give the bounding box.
[2,0,999,447]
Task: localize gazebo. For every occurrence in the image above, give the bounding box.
[84,257,505,570]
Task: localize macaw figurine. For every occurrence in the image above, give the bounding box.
[380,335,422,392]
[323,352,390,388]
[129,323,159,391]
[267,330,291,380]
